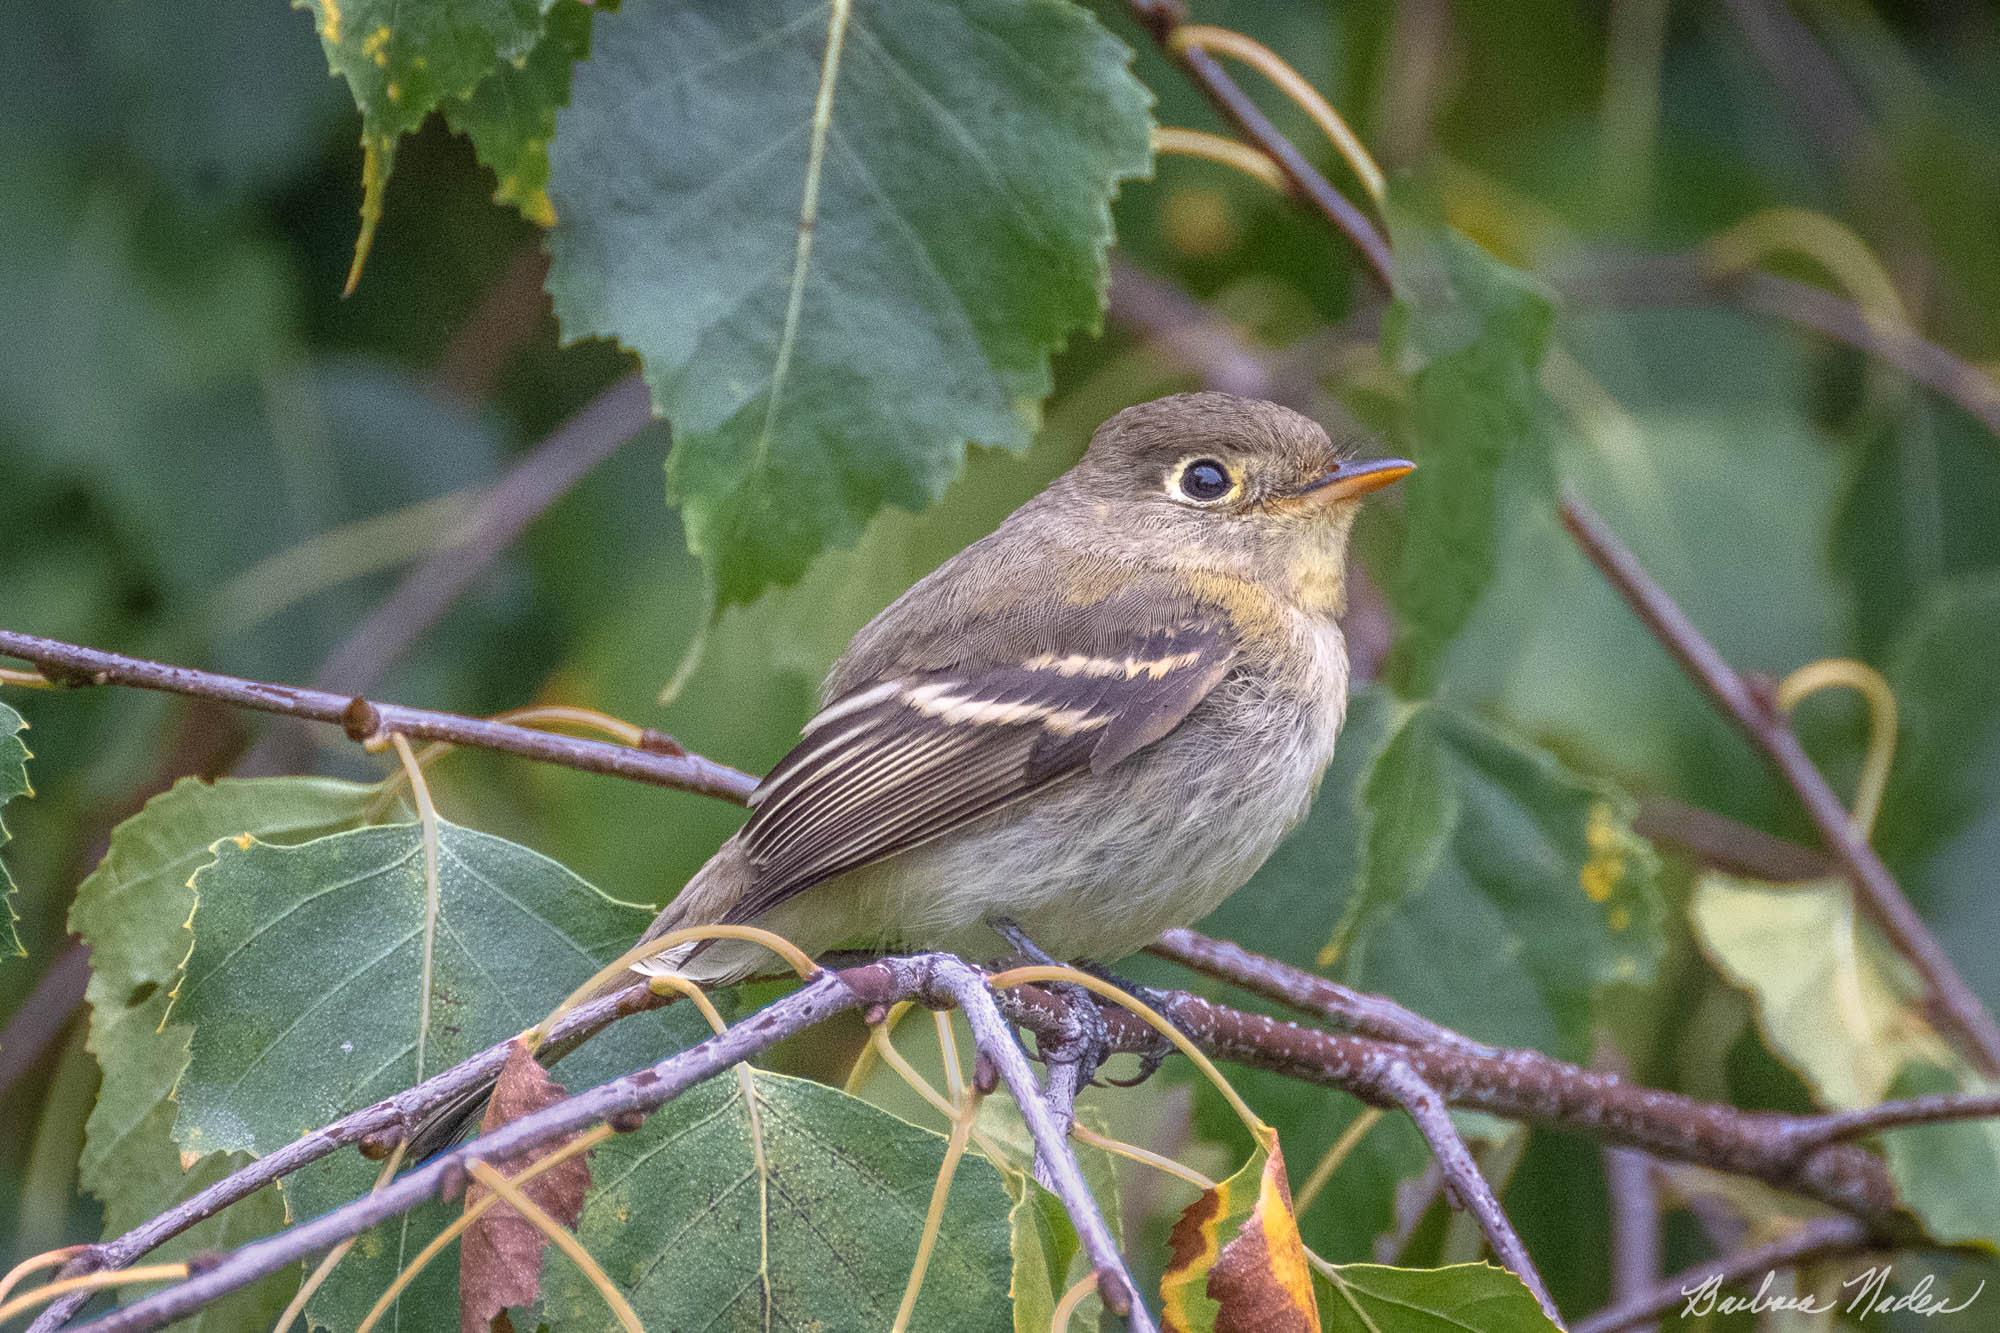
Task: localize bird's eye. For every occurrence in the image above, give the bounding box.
[1177,459,1233,503]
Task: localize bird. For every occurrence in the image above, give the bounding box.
[636,390,1409,982]
[412,391,1409,1153]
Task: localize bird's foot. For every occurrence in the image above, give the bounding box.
[985,916,1111,1090]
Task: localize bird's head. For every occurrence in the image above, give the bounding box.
[1061,392,1412,615]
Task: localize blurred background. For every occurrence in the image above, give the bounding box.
[4,0,1999,1321]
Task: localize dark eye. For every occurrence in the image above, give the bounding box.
[1179,459,1232,502]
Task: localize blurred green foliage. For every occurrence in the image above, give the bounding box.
[4,0,2000,1327]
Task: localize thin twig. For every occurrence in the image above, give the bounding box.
[1787,1090,2000,1150]
[0,629,755,806]
[1363,1059,1564,1326]
[309,372,656,698]
[1603,1146,1662,1333]
[1557,491,2000,1075]
[1631,795,1831,883]
[1573,1215,1875,1333]
[1149,928,1493,1054]
[927,960,1154,1330]
[0,942,90,1102]
[1125,0,1396,288]
[1560,254,2000,440]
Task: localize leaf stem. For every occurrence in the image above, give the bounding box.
[1774,658,1899,844]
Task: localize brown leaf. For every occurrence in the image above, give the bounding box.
[458,1039,592,1333]
[1161,1133,1319,1333]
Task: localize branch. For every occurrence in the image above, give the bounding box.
[1148,927,1495,1054]
[1559,253,2000,441]
[305,372,657,698]
[1363,1058,1563,1326]
[1631,794,1831,883]
[1573,1215,1876,1333]
[1602,1146,1662,1333]
[0,629,756,806]
[1124,0,1396,288]
[925,960,1153,1329]
[64,958,1152,1333]
[1557,491,2000,1076]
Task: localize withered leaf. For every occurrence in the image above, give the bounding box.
[1162,1132,1319,1333]
[458,1039,592,1333]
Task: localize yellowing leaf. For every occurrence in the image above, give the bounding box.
[1161,1131,1318,1333]
[1692,871,1951,1107]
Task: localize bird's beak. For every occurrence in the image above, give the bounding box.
[1288,456,1416,505]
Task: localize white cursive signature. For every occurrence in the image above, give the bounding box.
[1680,1266,1984,1321]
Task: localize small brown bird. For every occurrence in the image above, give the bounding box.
[636,391,1410,984]
[413,393,1408,1154]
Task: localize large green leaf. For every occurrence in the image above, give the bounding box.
[1690,872,1951,1108]
[441,0,594,227]
[1323,698,1663,1060]
[169,819,695,1329]
[545,0,1152,604]
[0,700,27,960]
[544,1068,1015,1330]
[68,777,380,1326]
[1879,573,2000,870]
[1315,1262,1559,1332]
[1880,1062,2000,1250]
[1379,185,1557,696]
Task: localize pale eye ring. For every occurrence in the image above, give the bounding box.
[1175,458,1234,503]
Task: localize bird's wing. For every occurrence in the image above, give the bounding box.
[722,601,1236,926]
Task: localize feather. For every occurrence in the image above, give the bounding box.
[722,603,1237,926]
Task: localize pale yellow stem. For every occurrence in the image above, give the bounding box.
[891,1093,979,1333]
[1169,24,1387,204]
[1776,658,1900,844]
[1050,1271,1101,1331]
[273,1143,407,1333]
[934,1010,965,1105]
[1152,127,1288,194]
[0,1264,189,1324]
[351,1125,611,1333]
[390,734,443,1087]
[463,1161,642,1333]
[1071,1122,1215,1192]
[1294,1108,1385,1216]
[0,1247,85,1307]
[844,1000,915,1094]
[1705,207,1910,337]
[0,668,55,690]
[531,923,817,1054]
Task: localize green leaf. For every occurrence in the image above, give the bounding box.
[1879,573,2000,869]
[1323,698,1664,1060]
[545,0,1152,604]
[1379,183,1556,696]
[0,700,27,960]
[298,0,555,283]
[1880,1062,2000,1250]
[168,819,695,1329]
[1315,1262,1560,1332]
[1008,1173,1083,1333]
[1690,872,1952,1108]
[544,1068,1015,1330]
[68,777,380,1324]
[442,0,593,227]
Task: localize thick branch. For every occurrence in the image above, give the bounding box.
[1558,492,2000,1075]
[0,629,756,806]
